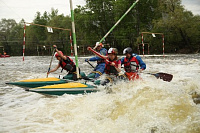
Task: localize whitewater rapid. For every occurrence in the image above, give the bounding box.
[0,54,200,133]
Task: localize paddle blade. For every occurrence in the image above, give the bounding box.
[154,72,173,82]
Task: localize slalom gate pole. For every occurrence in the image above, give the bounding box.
[162,34,165,57]
[98,0,139,43]
[23,23,26,61]
[141,33,144,57]
[70,31,73,56]
[69,0,80,78]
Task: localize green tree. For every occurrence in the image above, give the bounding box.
[26,9,58,55]
[0,19,17,54]
[75,0,161,54]
[7,19,25,55]
[46,14,72,55]
[152,0,200,53]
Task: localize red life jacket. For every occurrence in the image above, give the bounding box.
[105,58,120,75]
[124,56,139,72]
[59,56,75,71]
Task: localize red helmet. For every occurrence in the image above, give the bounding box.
[55,51,63,57]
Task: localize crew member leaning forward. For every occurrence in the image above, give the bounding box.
[121,47,146,80]
[47,45,79,80]
[85,42,107,79]
[100,48,122,86]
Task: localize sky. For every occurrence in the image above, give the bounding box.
[0,0,200,23]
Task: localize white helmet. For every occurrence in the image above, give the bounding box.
[108,48,118,55]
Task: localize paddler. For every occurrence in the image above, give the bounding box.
[85,42,107,79]
[100,48,121,85]
[47,45,79,80]
[121,47,146,80]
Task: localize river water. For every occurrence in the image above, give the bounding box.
[0,54,200,133]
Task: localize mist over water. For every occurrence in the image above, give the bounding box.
[0,54,200,133]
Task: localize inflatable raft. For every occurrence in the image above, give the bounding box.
[6,72,88,88]
[27,82,98,95]
[6,77,68,88]
[6,72,100,95]
[0,55,10,58]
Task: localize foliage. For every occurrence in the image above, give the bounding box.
[0,19,18,55]
[0,0,199,56]
[152,0,200,53]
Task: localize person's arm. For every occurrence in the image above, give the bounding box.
[110,60,121,73]
[136,56,146,70]
[88,56,102,61]
[116,63,121,73]
[53,45,67,60]
[87,48,108,61]
[47,64,60,75]
[133,53,146,70]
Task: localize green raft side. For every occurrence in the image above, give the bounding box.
[86,73,95,79]
[63,72,86,79]
[28,84,99,96]
[6,80,67,88]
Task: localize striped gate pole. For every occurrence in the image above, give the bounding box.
[69,0,79,78]
[141,33,144,56]
[23,23,26,61]
[162,34,165,57]
[70,31,73,56]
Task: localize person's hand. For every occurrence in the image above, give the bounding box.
[138,69,143,73]
[87,47,91,50]
[110,62,115,66]
[47,70,51,75]
[85,59,89,62]
[53,45,57,48]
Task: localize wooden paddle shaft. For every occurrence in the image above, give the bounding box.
[87,47,111,63]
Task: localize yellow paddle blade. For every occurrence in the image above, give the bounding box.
[19,77,61,82]
[37,82,88,89]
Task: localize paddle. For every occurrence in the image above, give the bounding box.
[146,72,173,82]
[87,47,111,63]
[85,60,95,68]
[47,47,56,78]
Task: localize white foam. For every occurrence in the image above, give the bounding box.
[0,55,200,132]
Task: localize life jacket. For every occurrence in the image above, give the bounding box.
[105,58,120,75]
[124,56,139,72]
[59,56,75,71]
